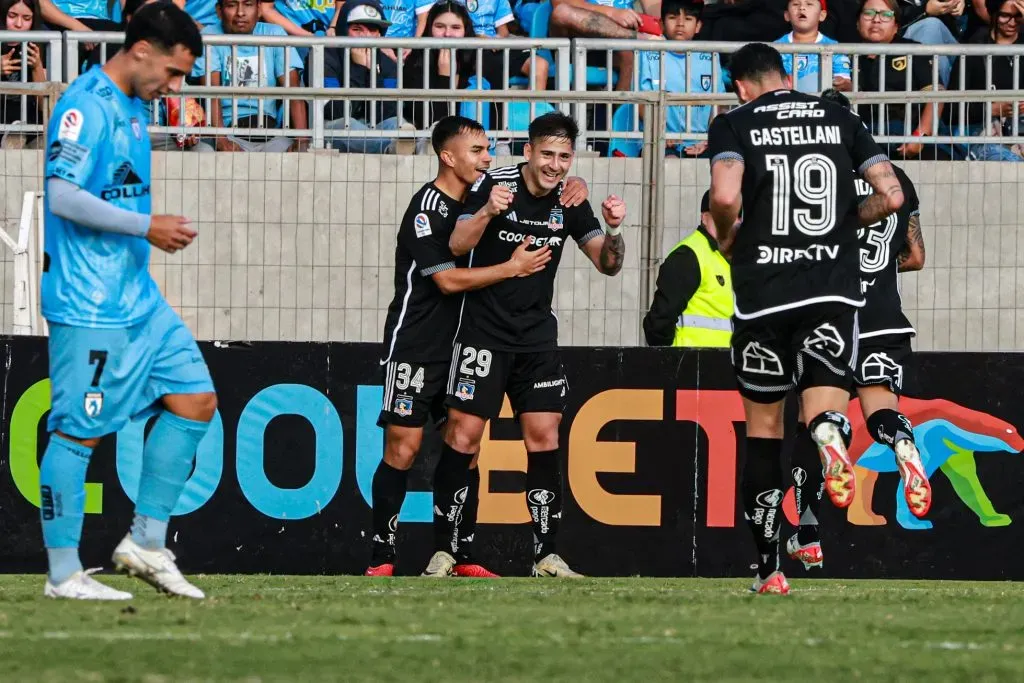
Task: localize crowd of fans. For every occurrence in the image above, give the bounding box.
[0,0,1022,159]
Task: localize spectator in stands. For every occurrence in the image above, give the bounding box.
[942,0,1024,160]
[259,0,341,36]
[898,0,964,86]
[201,0,308,152]
[415,0,549,90]
[403,1,488,138]
[549,0,662,91]
[323,0,416,153]
[0,0,46,148]
[775,0,851,92]
[855,0,942,158]
[185,0,218,28]
[638,0,723,157]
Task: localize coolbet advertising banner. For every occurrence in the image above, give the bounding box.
[0,337,1022,579]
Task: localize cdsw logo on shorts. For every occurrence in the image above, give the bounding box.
[802,323,845,358]
[757,244,839,264]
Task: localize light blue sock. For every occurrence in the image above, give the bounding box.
[130,411,211,550]
[39,434,93,584]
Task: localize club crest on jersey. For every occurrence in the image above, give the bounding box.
[58,108,84,142]
[84,392,103,418]
[394,395,413,417]
[796,55,808,74]
[130,117,142,139]
[891,56,908,72]
[414,212,432,238]
[700,74,712,91]
[548,207,564,231]
[716,275,725,286]
[455,379,476,401]
[467,0,478,11]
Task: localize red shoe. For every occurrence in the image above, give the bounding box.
[453,563,500,578]
[786,534,823,570]
[813,422,856,508]
[364,563,394,577]
[751,571,790,595]
[895,439,932,518]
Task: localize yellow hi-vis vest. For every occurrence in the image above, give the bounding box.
[672,229,733,348]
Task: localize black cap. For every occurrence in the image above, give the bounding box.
[700,190,710,214]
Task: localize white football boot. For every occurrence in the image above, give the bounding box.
[111,535,205,599]
[44,569,133,600]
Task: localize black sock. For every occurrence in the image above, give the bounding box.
[526,449,562,561]
[866,408,915,449]
[433,443,473,555]
[370,461,409,564]
[791,424,824,546]
[454,465,480,564]
[742,437,784,580]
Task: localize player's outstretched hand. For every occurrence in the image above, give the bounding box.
[147,215,197,254]
[601,195,626,228]
[486,184,513,217]
[509,238,552,277]
[560,176,589,207]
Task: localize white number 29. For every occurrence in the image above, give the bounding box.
[766,153,837,237]
[459,346,492,377]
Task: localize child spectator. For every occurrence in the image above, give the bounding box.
[776,0,851,93]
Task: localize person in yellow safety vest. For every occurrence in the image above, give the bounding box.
[643,190,733,348]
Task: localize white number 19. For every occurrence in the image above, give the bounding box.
[766,153,838,237]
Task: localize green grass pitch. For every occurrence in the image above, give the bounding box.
[1,575,1022,682]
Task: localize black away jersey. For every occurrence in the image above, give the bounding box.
[855,163,918,338]
[381,182,463,364]
[707,89,888,319]
[456,163,603,352]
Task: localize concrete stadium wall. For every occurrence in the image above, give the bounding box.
[1,150,1020,351]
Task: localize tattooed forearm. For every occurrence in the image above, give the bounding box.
[600,233,625,275]
[897,214,925,271]
[859,161,905,226]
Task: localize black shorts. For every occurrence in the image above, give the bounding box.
[445,342,568,420]
[854,333,912,395]
[377,359,449,429]
[730,303,859,404]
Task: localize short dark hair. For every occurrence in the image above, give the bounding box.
[986,0,1011,26]
[432,115,486,155]
[820,87,851,110]
[124,1,203,58]
[728,42,786,85]
[661,0,702,23]
[527,111,578,147]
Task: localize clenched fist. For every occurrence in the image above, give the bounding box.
[486,184,513,217]
[601,195,626,228]
[147,215,197,254]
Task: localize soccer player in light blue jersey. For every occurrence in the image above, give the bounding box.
[40,1,215,601]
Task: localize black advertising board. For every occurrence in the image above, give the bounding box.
[1,337,1021,579]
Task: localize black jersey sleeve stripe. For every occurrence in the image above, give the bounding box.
[711,151,744,165]
[857,153,889,175]
[576,228,604,246]
[421,261,456,276]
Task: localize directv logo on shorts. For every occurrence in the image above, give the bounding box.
[455,379,475,401]
[394,395,413,417]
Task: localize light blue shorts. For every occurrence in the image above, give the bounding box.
[47,301,215,439]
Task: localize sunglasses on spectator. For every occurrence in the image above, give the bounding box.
[996,10,1022,21]
[861,8,896,21]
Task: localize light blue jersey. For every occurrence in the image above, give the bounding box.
[587,0,633,10]
[387,0,434,38]
[185,0,219,28]
[50,0,111,20]
[452,0,514,38]
[273,0,335,34]
[639,50,723,144]
[43,66,158,328]
[776,32,851,93]
[204,23,302,125]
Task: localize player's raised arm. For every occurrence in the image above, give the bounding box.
[577,195,626,276]
[857,160,904,227]
[449,177,512,256]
